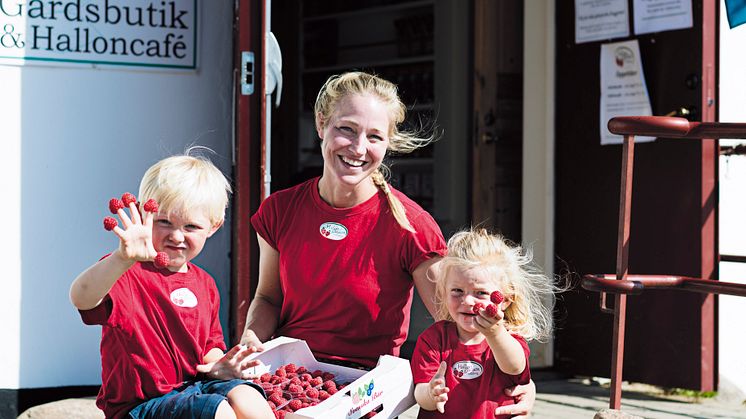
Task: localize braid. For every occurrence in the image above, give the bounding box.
[371,170,416,233]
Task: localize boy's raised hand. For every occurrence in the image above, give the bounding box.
[429,361,449,413]
[108,200,157,262]
[196,344,264,380]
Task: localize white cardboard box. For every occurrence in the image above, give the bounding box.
[246,336,416,419]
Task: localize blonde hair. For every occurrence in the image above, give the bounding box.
[314,71,435,233]
[433,228,558,342]
[139,147,232,227]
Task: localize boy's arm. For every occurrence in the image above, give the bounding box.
[240,235,283,347]
[70,204,156,310]
[69,250,134,310]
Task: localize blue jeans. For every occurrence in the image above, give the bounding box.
[128,379,265,419]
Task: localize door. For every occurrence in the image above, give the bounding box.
[231,0,266,344]
[554,1,718,390]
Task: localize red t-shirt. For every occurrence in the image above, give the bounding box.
[411,321,531,419]
[79,260,226,419]
[251,177,447,367]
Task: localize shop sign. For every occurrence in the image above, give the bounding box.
[0,0,197,70]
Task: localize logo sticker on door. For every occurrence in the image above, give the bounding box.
[319,222,348,240]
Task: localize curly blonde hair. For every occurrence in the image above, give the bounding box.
[433,228,559,342]
[314,71,435,232]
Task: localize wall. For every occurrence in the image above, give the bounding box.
[718,0,746,398]
[0,0,235,389]
[523,0,555,368]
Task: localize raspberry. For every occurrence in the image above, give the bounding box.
[305,388,319,398]
[103,217,118,231]
[322,372,335,381]
[287,399,302,411]
[490,290,505,305]
[143,198,159,213]
[260,373,272,383]
[154,252,170,268]
[121,192,137,207]
[327,386,338,395]
[322,380,337,391]
[268,393,285,405]
[296,366,308,374]
[109,198,125,214]
[275,367,287,377]
[275,411,286,419]
[472,302,485,314]
[310,377,323,386]
[300,373,312,382]
[318,390,330,400]
[289,377,302,386]
[285,363,298,373]
[485,304,498,317]
[287,384,303,393]
[312,370,323,378]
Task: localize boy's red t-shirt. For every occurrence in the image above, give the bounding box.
[411,321,531,419]
[251,177,447,367]
[79,261,226,419]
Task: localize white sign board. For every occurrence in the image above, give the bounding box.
[0,0,197,70]
[600,40,654,145]
[575,0,630,44]
[633,0,693,35]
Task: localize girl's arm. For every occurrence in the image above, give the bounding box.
[484,324,526,375]
[240,235,283,348]
[413,362,449,413]
[475,305,526,375]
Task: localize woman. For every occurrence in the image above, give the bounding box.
[240,72,535,416]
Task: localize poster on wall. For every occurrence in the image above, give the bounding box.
[575,0,630,44]
[633,0,693,35]
[600,39,654,145]
[0,0,197,70]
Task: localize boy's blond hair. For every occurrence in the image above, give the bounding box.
[433,228,559,342]
[314,71,436,233]
[138,147,232,227]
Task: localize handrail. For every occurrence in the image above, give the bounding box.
[608,116,746,139]
[583,274,746,297]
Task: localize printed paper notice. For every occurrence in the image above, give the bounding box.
[600,40,654,145]
[576,0,630,44]
[634,0,693,35]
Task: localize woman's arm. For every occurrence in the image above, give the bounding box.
[240,234,284,347]
[412,256,443,318]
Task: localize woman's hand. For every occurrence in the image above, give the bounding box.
[494,379,536,418]
[239,329,265,352]
[196,344,264,380]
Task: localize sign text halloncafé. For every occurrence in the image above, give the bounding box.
[0,0,197,69]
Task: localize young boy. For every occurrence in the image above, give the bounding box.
[70,151,274,419]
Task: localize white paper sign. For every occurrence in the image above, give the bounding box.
[0,0,197,70]
[600,40,654,145]
[633,0,693,35]
[575,0,630,44]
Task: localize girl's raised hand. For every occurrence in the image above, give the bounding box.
[429,361,450,413]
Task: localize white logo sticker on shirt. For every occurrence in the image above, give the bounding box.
[452,361,483,380]
[319,222,348,240]
[170,288,198,308]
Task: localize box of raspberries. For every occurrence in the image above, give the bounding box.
[245,337,415,419]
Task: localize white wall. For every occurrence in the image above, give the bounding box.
[0,0,235,389]
[523,0,555,368]
[718,0,746,397]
